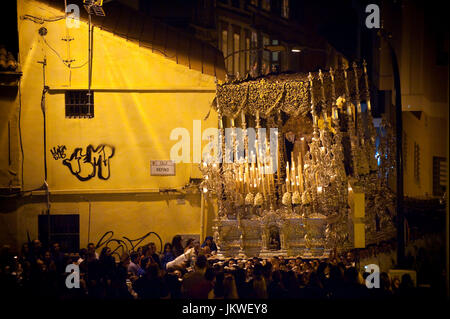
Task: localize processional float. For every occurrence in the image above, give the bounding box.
[200,61,397,258]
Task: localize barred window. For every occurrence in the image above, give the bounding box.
[433,156,447,196]
[413,142,420,183]
[38,214,80,253]
[65,90,94,118]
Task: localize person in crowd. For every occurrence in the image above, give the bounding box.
[184,238,195,253]
[80,251,102,298]
[201,236,217,254]
[171,235,184,258]
[30,239,44,264]
[140,242,161,269]
[181,255,211,299]
[1,237,441,301]
[50,242,65,274]
[164,269,182,299]
[133,262,169,299]
[87,243,99,259]
[248,263,267,299]
[128,252,142,277]
[99,247,116,283]
[208,271,225,299]
[223,272,239,299]
[77,248,88,265]
[165,245,196,271]
[161,243,175,270]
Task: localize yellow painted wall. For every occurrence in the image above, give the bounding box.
[403,111,448,197]
[377,0,448,198]
[0,0,219,251]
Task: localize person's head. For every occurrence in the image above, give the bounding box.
[195,254,207,272]
[193,240,201,253]
[392,278,401,289]
[51,242,60,253]
[120,253,130,267]
[185,238,194,249]
[164,243,172,253]
[141,245,149,257]
[130,252,139,264]
[172,235,183,249]
[400,274,414,289]
[44,251,52,261]
[79,248,88,260]
[100,247,111,258]
[204,236,214,247]
[253,263,263,279]
[346,251,354,263]
[87,243,95,252]
[228,259,236,267]
[201,246,211,256]
[148,242,157,255]
[32,239,41,250]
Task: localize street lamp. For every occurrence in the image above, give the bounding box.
[223,44,328,61]
[223,45,287,62]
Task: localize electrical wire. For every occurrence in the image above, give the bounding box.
[21,14,65,24]
[42,36,88,69]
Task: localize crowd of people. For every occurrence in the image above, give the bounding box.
[0,235,440,300]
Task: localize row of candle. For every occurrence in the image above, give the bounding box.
[235,141,276,198]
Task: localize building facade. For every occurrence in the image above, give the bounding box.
[375,0,448,198]
[0,0,225,253]
[137,0,345,77]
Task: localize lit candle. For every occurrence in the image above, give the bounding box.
[286,162,290,192]
[269,157,275,191]
[231,118,235,127]
[261,162,266,197]
[297,153,304,192]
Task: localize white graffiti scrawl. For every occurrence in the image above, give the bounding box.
[51,144,115,181]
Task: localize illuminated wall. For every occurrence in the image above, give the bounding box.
[377,0,448,198]
[0,0,220,251]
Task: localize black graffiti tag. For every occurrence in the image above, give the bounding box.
[95,231,163,257]
[62,144,115,181]
[50,145,67,160]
